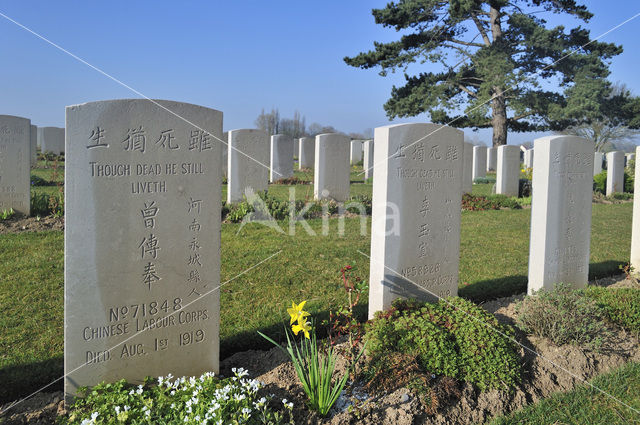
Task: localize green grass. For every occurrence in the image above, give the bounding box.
[0,202,633,402]
[487,361,640,425]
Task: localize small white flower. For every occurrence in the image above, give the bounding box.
[91,412,99,421]
[242,407,251,415]
[114,406,121,414]
[286,402,293,409]
[170,403,175,409]
[282,398,288,404]
[124,405,130,411]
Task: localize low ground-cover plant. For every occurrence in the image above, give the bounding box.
[62,369,293,425]
[462,194,521,211]
[473,176,496,184]
[365,297,522,392]
[31,190,64,217]
[515,284,610,350]
[0,208,14,220]
[594,169,634,194]
[582,286,640,336]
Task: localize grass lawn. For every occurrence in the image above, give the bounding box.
[0,200,633,402]
[487,361,640,425]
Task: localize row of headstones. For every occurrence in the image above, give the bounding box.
[0,115,66,215]
[224,132,373,204]
[59,100,639,402]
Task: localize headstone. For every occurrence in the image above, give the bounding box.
[472,145,487,180]
[606,151,624,195]
[368,123,463,318]
[524,149,534,169]
[222,132,228,180]
[350,140,363,164]
[527,135,594,294]
[496,145,520,197]
[593,152,604,176]
[30,124,37,167]
[486,147,497,172]
[294,138,300,159]
[461,142,473,194]
[298,136,315,169]
[227,129,269,203]
[630,146,640,272]
[363,139,374,180]
[64,99,222,400]
[270,134,294,182]
[314,133,350,201]
[0,115,31,215]
[39,126,65,155]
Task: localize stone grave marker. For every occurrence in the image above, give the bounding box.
[363,139,374,180]
[472,145,487,180]
[314,133,350,201]
[528,135,594,293]
[39,126,65,155]
[227,129,269,203]
[294,138,300,159]
[462,142,473,194]
[30,124,37,167]
[221,131,228,181]
[524,149,534,169]
[606,151,624,195]
[496,145,520,196]
[298,136,314,169]
[350,140,363,164]
[486,146,497,171]
[630,146,640,272]
[0,115,31,215]
[368,123,463,318]
[64,99,222,399]
[270,134,294,182]
[593,152,604,176]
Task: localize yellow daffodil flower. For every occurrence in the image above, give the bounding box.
[292,320,312,339]
[287,301,310,325]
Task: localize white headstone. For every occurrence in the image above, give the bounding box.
[368,123,463,318]
[630,146,640,272]
[363,139,374,180]
[524,149,534,169]
[227,129,269,203]
[350,140,363,164]
[314,133,350,201]
[527,135,594,294]
[461,142,473,194]
[64,99,222,399]
[496,145,520,197]
[593,152,604,176]
[39,126,65,155]
[270,134,294,182]
[222,132,228,180]
[298,136,315,169]
[294,138,300,159]
[472,145,487,180]
[486,147,497,171]
[30,124,37,167]
[0,115,31,215]
[606,151,624,196]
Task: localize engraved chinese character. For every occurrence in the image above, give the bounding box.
[394,144,406,159]
[419,196,430,217]
[413,143,425,162]
[122,126,146,153]
[139,233,160,259]
[142,262,161,289]
[189,219,201,232]
[189,236,201,251]
[188,197,202,214]
[188,269,201,284]
[187,288,201,298]
[418,224,430,238]
[189,130,212,152]
[188,253,202,267]
[141,201,159,228]
[87,126,108,149]
[156,129,179,150]
[418,241,428,258]
[445,146,458,161]
[429,145,442,160]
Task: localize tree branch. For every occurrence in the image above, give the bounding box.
[471,12,491,46]
[457,84,478,98]
[450,38,485,48]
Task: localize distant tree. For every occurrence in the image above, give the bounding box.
[561,82,640,152]
[255,108,280,135]
[344,0,626,146]
[348,132,366,140]
[308,123,338,136]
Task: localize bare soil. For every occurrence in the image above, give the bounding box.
[0,215,64,235]
[2,275,638,424]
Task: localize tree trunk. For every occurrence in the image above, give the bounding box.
[490,4,507,146]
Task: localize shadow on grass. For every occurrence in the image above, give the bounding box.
[0,355,63,404]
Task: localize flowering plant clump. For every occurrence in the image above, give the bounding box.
[62,369,293,424]
[259,300,363,417]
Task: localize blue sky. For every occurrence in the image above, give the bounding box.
[1,1,639,145]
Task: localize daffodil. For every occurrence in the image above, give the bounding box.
[287,301,310,325]
[292,320,312,339]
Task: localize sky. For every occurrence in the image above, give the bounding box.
[1,1,639,146]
